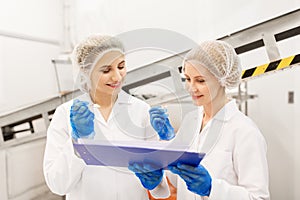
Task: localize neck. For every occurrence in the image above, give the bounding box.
[203,90,229,121]
[89,92,118,108]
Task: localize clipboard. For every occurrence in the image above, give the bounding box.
[73,140,205,169]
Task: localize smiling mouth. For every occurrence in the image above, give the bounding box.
[106,82,121,88]
[192,95,203,99]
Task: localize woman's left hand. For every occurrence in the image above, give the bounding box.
[168,163,212,196]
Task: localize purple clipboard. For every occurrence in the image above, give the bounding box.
[73,142,205,169]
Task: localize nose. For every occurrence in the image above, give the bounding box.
[186,81,197,93]
[111,70,122,82]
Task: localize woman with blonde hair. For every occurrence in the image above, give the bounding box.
[43,35,170,200]
[150,40,270,199]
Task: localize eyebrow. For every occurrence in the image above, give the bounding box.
[184,74,204,78]
[118,60,125,66]
[99,60,125,70]
[99,65,111,70]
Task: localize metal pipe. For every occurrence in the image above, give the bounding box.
[62,0,73,53]
[0,30,60,46]
[52,61,62,94]
[245,82,248,116]
[238,84,242,111]
[0,129,4,144]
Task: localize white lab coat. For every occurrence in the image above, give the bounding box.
[172,100,270,200]
[43,90,169,200]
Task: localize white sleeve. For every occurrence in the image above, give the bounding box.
[209,127,270,200]
[43,105,85,195]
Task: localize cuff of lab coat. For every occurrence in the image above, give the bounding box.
[208,178,234,200]
[62,138,86,174]
[149,175,170,199]
[44,139,86,195]
[208,179,222,200]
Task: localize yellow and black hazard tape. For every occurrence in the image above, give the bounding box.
[241,53,300,80]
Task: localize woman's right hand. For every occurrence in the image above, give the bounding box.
[70,99,95,140]
[128,162,163,190]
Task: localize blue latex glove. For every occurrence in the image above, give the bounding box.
[128,162,163,190]
[168,163,212,196]
[149,106,175,140]
[70,99,95,140]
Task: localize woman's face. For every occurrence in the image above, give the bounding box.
[184,61,223,106]
[90,50,126,96]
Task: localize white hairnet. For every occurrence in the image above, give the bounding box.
[183,40,242,89]
[72,35,125,93]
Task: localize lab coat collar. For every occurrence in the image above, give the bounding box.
[195,100,238,154]
[76,90,134,125]
[76,90,133,105]
[96,90,134,125]
[115,90,134,105]
[213,99,239,122]
[109,90,134,120]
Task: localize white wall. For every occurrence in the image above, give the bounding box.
[247,35,300,200]
[0,0,62,40]
[74,0,299,41]
[0,37,61,113]
[294,61,300,200]
[0,0,63,113]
